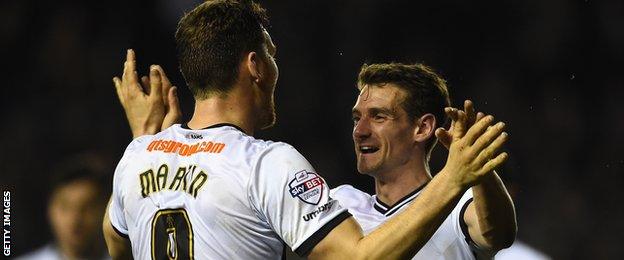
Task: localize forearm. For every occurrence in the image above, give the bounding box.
[103,200,133,259]
[471,171,517,249]
[355,171,466,259]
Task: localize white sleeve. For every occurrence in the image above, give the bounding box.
[452,189,474,244]
[108,158,129,237]
[452,188,492,256]
[248,143,350,257]
[108,135,152,238]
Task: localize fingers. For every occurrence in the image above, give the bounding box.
[141,76,151,94]
[454,110,468,138]
[445,107,468,139]
[435,128,452,149]
[476,112,485,121]
[474,130,508,166]
[471,121,505,153]
[123,49,139,83]
[113,77,124,104]
[149,66,163,100]
[168,87,180,113]
[162,87,183,129]
[120,49,145,97]
[153,65,171,87]
[479,152,508,175]
[463,115,494,145]
[464,100,476,125]
[152,65,172,106]
[445,107,458,122]
[126,48,135,64]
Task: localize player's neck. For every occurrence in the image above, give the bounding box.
[188,84,258,136]
[373,162,432,207]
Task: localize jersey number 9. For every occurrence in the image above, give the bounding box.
[151,209,194,260]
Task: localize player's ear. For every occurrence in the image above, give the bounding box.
[413,113,436,144]
[246,51,262,83]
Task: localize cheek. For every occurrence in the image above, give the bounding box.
[49,205,70,230]
[384,130,413,155]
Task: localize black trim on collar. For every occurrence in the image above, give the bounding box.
[294,211,351,256]
[373,181,429,216]
[373,204,387,214]
[181,122,246,133]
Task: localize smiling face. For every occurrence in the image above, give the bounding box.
[352,84,421,176]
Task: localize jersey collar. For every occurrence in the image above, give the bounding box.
[181,122,246,133]
[373,181,429,217]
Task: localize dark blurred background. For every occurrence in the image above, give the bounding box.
[1,0,623,258]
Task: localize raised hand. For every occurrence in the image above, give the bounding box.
[439,111,508,188]
[139,64,182,131]
[113,49,181,138]
[435,100,485,149]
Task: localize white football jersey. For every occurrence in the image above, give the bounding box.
[330,184,491,260]
[108,124,350,259]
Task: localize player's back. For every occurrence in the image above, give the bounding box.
[108,124,286,259]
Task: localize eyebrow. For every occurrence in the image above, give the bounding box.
[369,107,394,115]
[352,107,394,116]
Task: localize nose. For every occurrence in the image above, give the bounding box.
[353,117,371,141]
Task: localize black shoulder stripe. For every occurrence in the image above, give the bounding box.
[111,223,130,239]
[459,198,475,245]
[294,211,352,257]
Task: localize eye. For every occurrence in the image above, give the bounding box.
[352,116,360,124]
[373,114,386,122]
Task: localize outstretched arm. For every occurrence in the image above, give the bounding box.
[310,110,510,259]
[436,100,517,251]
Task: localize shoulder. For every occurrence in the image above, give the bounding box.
[330,185,371,200]
[455,188,474,212]
[253,141,307,168]
[15,244,61,260]
[203,126,289,162]
[330,185,373,212]
[246,140,313,194]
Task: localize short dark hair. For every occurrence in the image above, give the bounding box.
[49,153,111,202]
[175,0,269,99]
[357,63,451,155]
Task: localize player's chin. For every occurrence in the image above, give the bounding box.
[356,160,376,175]
[259,111,276,130]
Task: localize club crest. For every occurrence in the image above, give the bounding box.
[288,170,325,205]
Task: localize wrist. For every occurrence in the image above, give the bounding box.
[131,127,150,139]
[472,171,502,193]
[435,168,468,195]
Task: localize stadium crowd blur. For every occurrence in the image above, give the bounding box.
[1,0,622,258]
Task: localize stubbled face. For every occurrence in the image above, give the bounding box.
[258,29,279,129]
[48,180,105,257]
[352,84,419,176]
